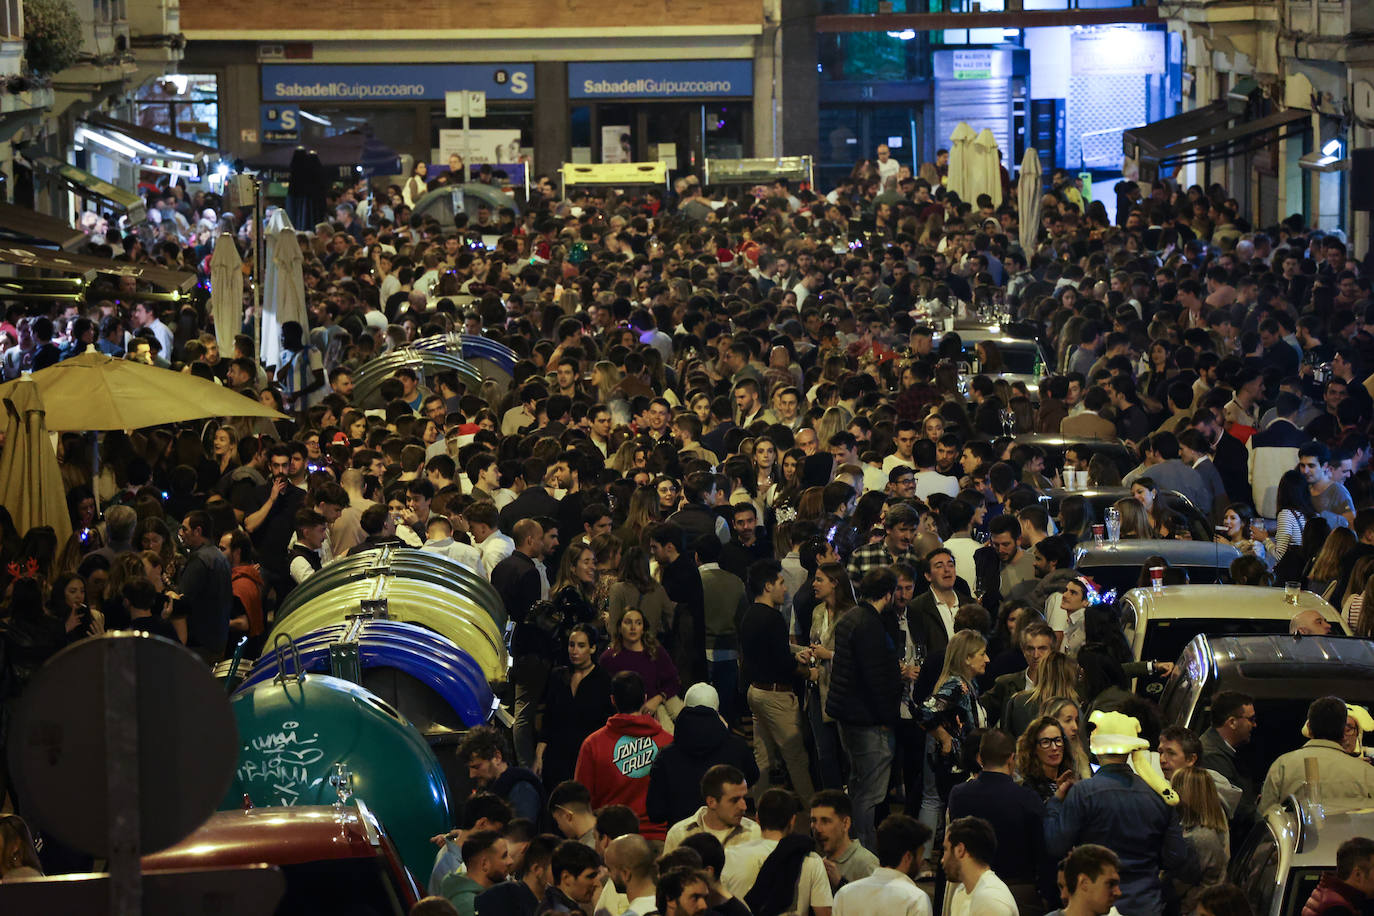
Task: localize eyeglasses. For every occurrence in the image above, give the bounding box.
[1036,736,1066,749]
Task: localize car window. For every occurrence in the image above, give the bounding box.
[962,343,1039,374]
[1142,617,1294,668]
[1235,826,1280,916]
[1282,867,1327,916]
[1159,642,1207,728]
[278,858,406,915]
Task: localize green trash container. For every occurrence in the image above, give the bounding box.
[224,671,451,885]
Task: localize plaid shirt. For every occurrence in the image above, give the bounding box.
[846,540,921,581]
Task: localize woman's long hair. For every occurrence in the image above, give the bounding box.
[1276,469,1317,517]
[1173,765,1229,833]
[816,562,857,614]
[1028,651,1080,711]
[1308,527,1356,584]
[552,542,596,600]
[1113,497,1153,539]
[608,605,658,654]
[1014,715,1071,784]
[934,629,988,688]
[618,546,658,596]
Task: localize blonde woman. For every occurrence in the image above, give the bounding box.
[1112,497,1154,539]
[1045,696,1093,777]
[917,629,989,797]
[1003,650,1081,738]
[1171,765,1230,914]
[592,361,623,404]
[815,406,852,452]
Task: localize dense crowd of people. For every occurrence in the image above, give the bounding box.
[2,142,1374,915]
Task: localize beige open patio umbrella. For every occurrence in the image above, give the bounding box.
[0,376,72,545]
[0,352,286,431]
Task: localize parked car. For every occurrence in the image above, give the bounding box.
[1229,796,1374,916]
[932,330,1051,402]
[1012,434,1139,479]
[1118,585,1344,695]
[141,800,421,915]
[1044,486,1211,539]
[1159,634,1374,781]
[1073,538,1241,598]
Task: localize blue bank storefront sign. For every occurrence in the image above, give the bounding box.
[569,60,753,99]
[262,63,533,102]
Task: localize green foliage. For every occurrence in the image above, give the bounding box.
[24,0,82,76]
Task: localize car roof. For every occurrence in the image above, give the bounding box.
[1013,433,1132,450]
[1270,800,1374,869]
[1202,635,1374,693]
[141,805,381,871]
[1075,539,1240,568]
[1123,585,1340,622]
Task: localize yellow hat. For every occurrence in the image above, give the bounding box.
[1088,709,1150,756]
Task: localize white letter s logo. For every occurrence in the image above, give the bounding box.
[510,71,529,95]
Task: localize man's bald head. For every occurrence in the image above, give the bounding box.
[606,834,656,882]
[512,518,543,551]
[1291,609,1333,636]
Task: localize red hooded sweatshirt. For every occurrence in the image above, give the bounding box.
[574,713,672,840]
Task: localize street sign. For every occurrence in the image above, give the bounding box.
[445,90,486,119]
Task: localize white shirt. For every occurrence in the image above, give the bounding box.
[477,530,515,576]
[623,894,658,916]
[834,866,930,916]
[882,453,917,474]
[932,590,958,640]
[915,470,959,501]
[950,868,1019,916]
[862,464,889,497]
[945,535,979,595]
[422,537,487,579]
[721,837,832,913]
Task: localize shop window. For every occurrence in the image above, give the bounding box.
[134,74,218,148]
[818,30,930,82]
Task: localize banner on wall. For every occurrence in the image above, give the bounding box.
[263,63,533,101]
[1071,28,1165,76]
[569,60,753,99]
[438,129,526,166]
[601,126,632,163]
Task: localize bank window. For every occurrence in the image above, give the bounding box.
[135,74,219,148]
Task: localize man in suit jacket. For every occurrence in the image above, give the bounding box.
[947,729,1048,915]
[498,456,562,534]
[908,547,973,705]
[980,620,1054,727]
[1059,387,1118,439]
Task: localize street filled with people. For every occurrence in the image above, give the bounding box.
[4,148,1374,916]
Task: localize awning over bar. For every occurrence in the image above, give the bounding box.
[31,155,147,224]
[0,241,195,291]
[1154,109,1310,168]
[1122,101,1233,162]
[0,202,86,250]
[83,113,218,162]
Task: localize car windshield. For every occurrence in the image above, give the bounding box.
[960,341,1040,374]
[1282,867,1328,916]
[1143,618,1296,671]
[278,858,405,916]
